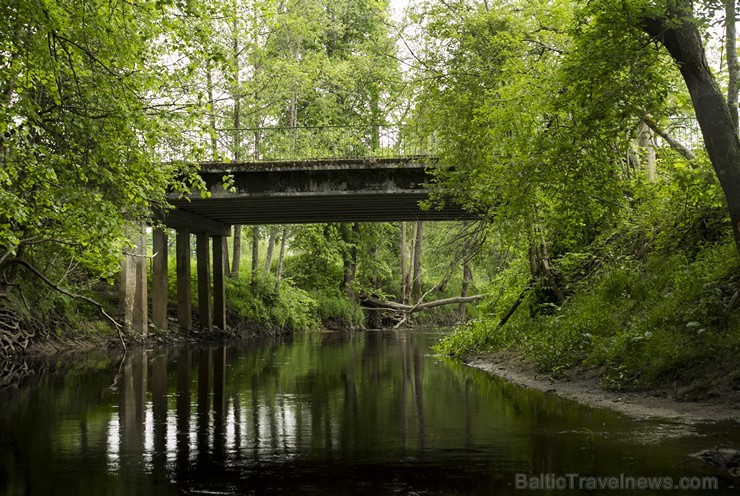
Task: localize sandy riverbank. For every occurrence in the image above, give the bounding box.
[466,351,740,423]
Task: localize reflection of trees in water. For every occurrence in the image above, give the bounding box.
[3,333,724,495]
[0,335,490,493]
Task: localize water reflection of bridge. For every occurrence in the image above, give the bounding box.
[107,334,434,489]
[5,331,653,494]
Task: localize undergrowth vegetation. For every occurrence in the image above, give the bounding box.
[165,263,322,334]
[310,289,365,329]
[226,276,320,333]
[436,160,740,392]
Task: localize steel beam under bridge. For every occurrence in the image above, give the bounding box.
[161,157,476,230]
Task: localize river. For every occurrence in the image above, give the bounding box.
[0,329,737,495]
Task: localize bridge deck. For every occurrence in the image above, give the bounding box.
[163,157,475,230]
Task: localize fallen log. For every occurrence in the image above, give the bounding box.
[361,294,486,314]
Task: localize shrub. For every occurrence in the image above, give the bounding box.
[226,275,319,333]
[312,289,364,328]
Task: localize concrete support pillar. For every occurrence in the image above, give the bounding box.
[120,250,136,333]
[176,228,192,331]
[152,229,169,331]
[196,233,212,330]
[120,228,148,337]
[213,235,227,330]
[133,229,148,337]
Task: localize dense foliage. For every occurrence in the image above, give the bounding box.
[0,0,185,276]
[423,0,740,390]
[436,157,740,391]
[2,0,739,397]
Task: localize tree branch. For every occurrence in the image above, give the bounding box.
[361,294,486,313]
[11,259,126,350]
[639,114,696,161]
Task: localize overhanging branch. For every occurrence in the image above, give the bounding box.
[11,259,126,350]
[640,114,696,161]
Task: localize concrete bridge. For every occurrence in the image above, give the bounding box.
[120,126,475,337]
[164,156,471,228]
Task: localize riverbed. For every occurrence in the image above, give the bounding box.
[0,329,737,494]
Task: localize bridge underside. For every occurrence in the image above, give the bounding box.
[167,192,473,225]
[162,158,476,229]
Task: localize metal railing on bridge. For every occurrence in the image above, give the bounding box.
[165,119,703,165]
[174,125,437,163]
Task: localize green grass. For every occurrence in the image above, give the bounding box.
[436,206,740,390]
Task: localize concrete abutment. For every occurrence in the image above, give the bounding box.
[119,222,233,338]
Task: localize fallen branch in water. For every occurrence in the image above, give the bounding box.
[361,294,486,314]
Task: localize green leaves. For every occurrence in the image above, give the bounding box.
[0,0,181,276]
[407,0,696,254]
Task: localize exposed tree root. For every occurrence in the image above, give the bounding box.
[9,259,126,351]
[0,305,37,359]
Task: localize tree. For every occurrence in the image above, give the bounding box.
[400,222,410,304]
[275,226,288,290]
[264,226,279,274]
[0,0,194,289]
[411,221,424,302]
[407,0,628,294]
[637,0,740,252]
[251,226,260,281]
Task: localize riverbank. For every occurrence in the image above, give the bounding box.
[1,320,275,390]
[467,351,740,423]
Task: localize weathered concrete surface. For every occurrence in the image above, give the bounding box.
[212,236,227,330]
[120,228,148,337]
[152,229,168,331]
[176,228,192,331]
[163,158,476,226]
[196,233,212,331]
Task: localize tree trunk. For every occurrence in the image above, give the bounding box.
[206,65,218,160]
[727,0,739,130]
[263,227,277,275]
[232,13,242,163]
[275,227,287,291]
[411,221,424,303]
[458,261,472,320]
[643,9,740,253]
[528,232,564,308]
[400,222,408,304]
[406,223,417,304]
[367,244,383,329]
[231,225,242,279]
[341,223,357,298]
[637,122,657,182]
[251,226,260,281]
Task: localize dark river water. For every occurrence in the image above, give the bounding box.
[0,329,738,495]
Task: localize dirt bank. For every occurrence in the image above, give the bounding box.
[2,320,279,391]
[466,352,740,423]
